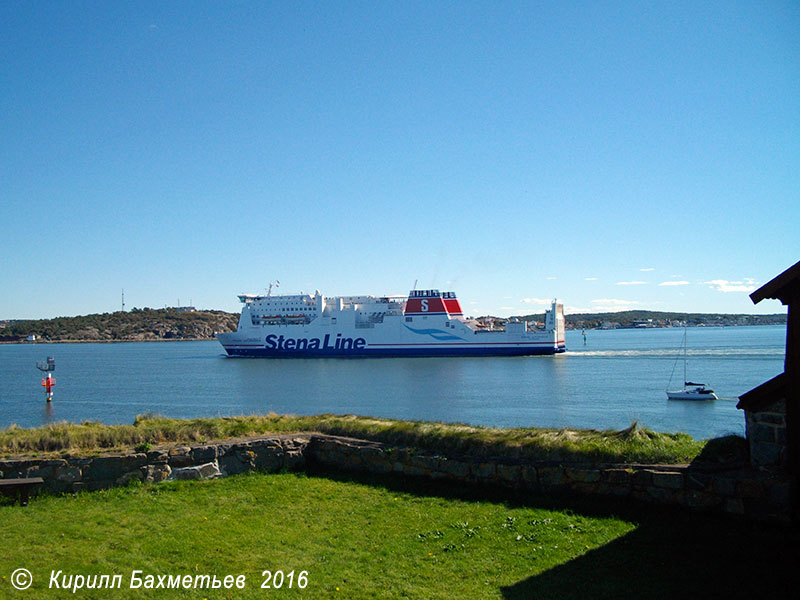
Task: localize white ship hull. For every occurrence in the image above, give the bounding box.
[217,289,565,358]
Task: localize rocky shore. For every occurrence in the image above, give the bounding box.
[0,308,238,342]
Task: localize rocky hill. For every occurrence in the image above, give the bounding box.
[0,308,239,342]
[518,310,786,330]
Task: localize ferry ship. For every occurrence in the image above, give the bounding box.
[217,288,565,358]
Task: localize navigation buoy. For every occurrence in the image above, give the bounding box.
[36,356,56,402]
[41,372,56,402]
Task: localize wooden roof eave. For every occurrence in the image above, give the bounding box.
[750,260,800,305]
[737,372,787,411]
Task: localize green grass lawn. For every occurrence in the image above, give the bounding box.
[0,470,796,599]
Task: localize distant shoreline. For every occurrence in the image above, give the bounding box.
[0,337,218,345]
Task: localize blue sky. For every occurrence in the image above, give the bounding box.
[2,1,798,319]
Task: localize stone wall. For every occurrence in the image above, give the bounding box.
[745,398,788,467]
[305,435,795,523]
[0,435,309,493]
[1,433,795,523]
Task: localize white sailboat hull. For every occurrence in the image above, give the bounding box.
[666,387,718,401]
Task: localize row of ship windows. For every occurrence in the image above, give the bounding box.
[259,305,315,309]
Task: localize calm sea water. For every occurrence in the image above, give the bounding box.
[0,326,785,440]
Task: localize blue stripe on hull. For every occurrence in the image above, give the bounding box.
[222,345,564,358]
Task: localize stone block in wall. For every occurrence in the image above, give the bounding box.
[632,469,653,488]
[410,454,440,472]
[472,462,496,480]
[173,461,221,481]
[87,454,147,482]
[736,479,764,499]
[565,468,601,483]
[754,412,786,426]
[676,490,722,511]
[285,437,311,452]
[750,442,783,466]
[749,424,776,444]
[394,448,414,463]
[116,470,143,486]
[168,446,194,468]
[645,486,675,504]
[252,445,283,471]
[538,467,565,488]
[776,427,787,446]
[355,445,385,459]
[309,438,344,455]
[55,464,82,484]
[190,445,218,463]
[365,459,392,474]
[363,455,391,474]
[219,452,253,476]
[439,459,470,479]
[497,464,521,484]
[141,464,171,483]
[685,472,713,492]
[712,477,737,497]
[85,479,114,492]
[215,443,235,457]
[282,450,305,471]
[605,469,631,485]
[521,465,538,489]
[757,398,786,415]
[250,437,281,448]
[571,482,602,495]
[403,465,428,477]
[742,497,786,523]
[607,484,631,497]
[0,460,36,479]
[722,498,744,515]
[767,481,793,507]
[25,459,67,480]
[652,471,683,490]
[146,450,169,464]
[344,454,364,468]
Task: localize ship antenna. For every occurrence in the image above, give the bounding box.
[412,279,418,291]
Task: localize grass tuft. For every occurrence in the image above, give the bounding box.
[0,413,716,464]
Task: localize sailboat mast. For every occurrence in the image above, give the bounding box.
[683,327,687,386]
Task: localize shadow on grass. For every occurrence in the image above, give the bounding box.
[308,466,800,600]
[501,511,799,600]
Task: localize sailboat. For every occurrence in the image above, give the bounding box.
[666,327,718,401]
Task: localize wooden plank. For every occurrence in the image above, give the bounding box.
[0,477,45,486]
[0,477,44,506]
